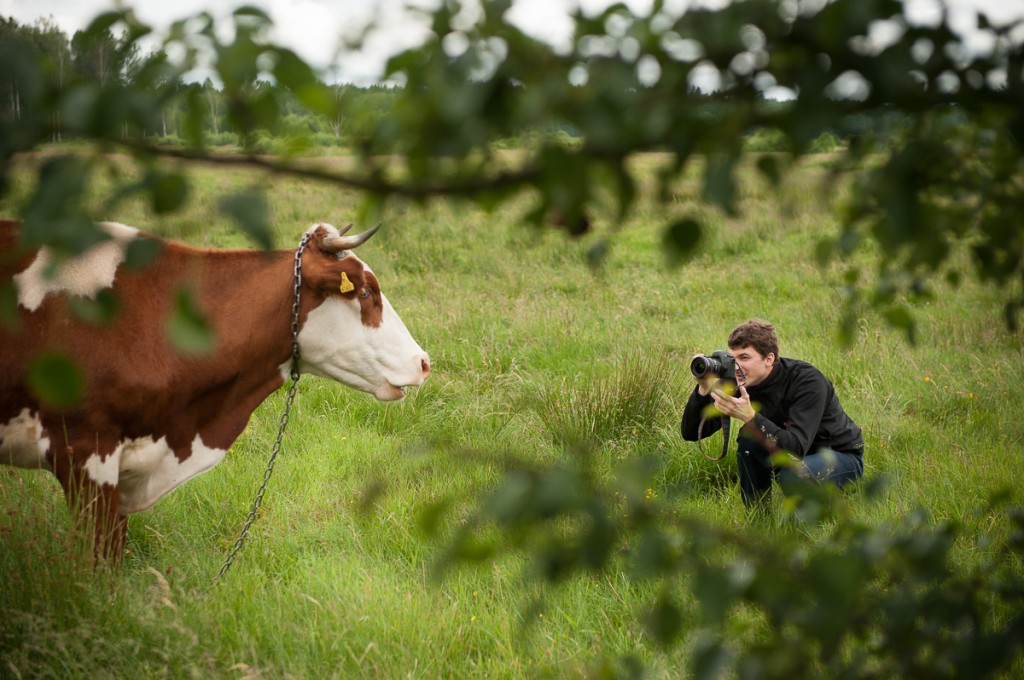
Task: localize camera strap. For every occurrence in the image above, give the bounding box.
[697,415,731,461]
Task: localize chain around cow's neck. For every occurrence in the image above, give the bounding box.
[216,232,311,581]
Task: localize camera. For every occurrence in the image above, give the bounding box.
[690,350,736,381]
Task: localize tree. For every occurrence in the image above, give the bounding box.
[0,16,71,137]
[70,24,140,87]
[324,83,348,139]
[132,48,178,138]
[0,17,25,123]
[201,78,223,135]
[27,18,72,142]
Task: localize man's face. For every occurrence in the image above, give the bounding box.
[731,345,775,387]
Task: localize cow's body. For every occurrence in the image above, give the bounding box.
[0,220,429,559]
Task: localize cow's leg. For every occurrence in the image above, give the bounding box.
[87,488,127,563]
[52,453,126,564]
[63,471,127,564]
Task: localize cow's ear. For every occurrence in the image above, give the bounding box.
[308,224,352,261]
[305,233,346,266]
[307,224,329,249]
[311,260,365,297]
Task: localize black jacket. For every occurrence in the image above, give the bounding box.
[680,357,863,457]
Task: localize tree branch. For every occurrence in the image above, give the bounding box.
[110,138,546,199]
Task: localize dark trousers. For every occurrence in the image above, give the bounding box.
[736,435,864,507]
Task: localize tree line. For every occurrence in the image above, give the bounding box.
[1,14,876,156]
[0,15,408,149]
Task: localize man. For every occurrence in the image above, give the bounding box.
[680,319,864,507]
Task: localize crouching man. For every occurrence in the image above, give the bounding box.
[681,319,865,508]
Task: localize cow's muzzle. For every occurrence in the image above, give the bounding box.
[374,354,430,401]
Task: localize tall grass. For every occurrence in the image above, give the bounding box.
[533,353,673,450]
[2,151,1022,677]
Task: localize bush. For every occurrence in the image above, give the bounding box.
[810,131,844,153]
[207,131,239,148]
[745,127,790,152]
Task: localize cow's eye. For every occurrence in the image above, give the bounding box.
[359,288,370,299]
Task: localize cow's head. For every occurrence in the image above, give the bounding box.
[295,223,430,400]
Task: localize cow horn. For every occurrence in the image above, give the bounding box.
[322,223,381,252]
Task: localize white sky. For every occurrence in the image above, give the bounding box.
[1,0,1021,84]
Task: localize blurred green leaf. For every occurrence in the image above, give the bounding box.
[704,153,737,216]
[755,154,781,186]
[27,352,84,409]
[220,189,272,250]
[21,156,103,255]
[273,48,331,113]
[69,289,119,325]
[123,237,164,271]
[0,282,17,330]
[882,304,916,344]
[534,466,583,517]
[663,218,703,268]
[233,5,272,22]
[691,635,732,680]
[448,534,497,564]
[149,170,189,215]
[694,564,736,626]
[644,591,683,646]
[83,11,126,35]
[165,287,215,356]
[485,470,534,524]
[587,240,610,268]
[357,479,386,513]
[537,539,580,581]
[415,499,451,537]
[632,527,672,580]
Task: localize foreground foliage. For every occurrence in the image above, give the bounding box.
[1,0,1022,335]
[445,457,1024,678]
[2,0,1024,677]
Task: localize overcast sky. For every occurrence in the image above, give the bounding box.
[1,0,1021,84]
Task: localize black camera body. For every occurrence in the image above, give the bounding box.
[690,350,737,381]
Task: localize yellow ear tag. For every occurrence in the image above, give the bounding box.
[340,272,355,294]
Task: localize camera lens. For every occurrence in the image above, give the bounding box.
[690,356,711,377]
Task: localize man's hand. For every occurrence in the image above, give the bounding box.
[711,384,756,424]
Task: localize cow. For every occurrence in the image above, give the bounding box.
[0,220,430,561]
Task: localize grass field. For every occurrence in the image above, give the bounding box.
[2,152,1023,678]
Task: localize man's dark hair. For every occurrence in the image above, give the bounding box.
[728,319,779,359]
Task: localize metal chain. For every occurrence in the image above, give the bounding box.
[216,232,312,580]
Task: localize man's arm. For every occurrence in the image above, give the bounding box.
[681,385,721,441]
[742,373,828,456]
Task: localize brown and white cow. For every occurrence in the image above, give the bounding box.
[0,220,429,560]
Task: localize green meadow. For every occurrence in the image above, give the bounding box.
[2,152,1023,677]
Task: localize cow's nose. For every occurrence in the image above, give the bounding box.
[420,356,431,377]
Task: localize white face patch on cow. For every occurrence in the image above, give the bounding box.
[0,408,51,468]
[297,293,429,401]
[117,433,227,514]
[13,221,138,312]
